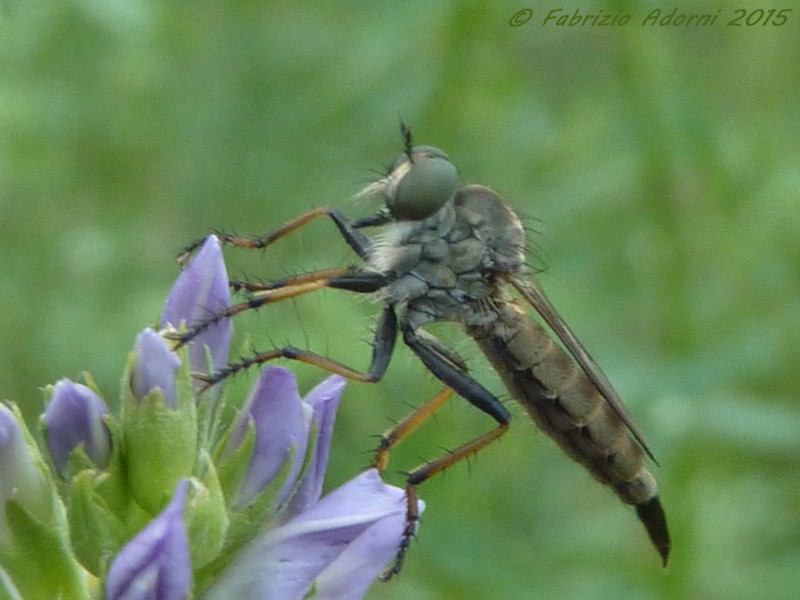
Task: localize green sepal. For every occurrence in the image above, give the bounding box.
[213,416,256,503]
[185,452,229,570]
[194,344,228,451]
[0,499,88,600]
[0,571,24,600]
[194,444,296,590]
[227,441,296,534]
[87,412,129,519]
[0,404,86,597]
[65,470,128,577]
[2,403,57,529]
[120,344,197,514]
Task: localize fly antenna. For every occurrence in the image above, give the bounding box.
[400,120,414,163]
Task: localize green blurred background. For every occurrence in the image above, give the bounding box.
[1,1,798,598]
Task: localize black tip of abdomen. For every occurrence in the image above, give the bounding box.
[635,496,671,567]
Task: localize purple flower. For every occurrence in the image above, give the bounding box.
[131,328,181,408]
[312,499,412,599]
[125,329,197,514]
[204,469,421,600]
[0,404,50,546]
[225,367,345,510]
[279,374,344,521]
[43,379,111,477]
[161,235,232,379]
[1,225,434,597]
[106,479,191,600]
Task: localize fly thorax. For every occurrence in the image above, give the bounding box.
[367,203,455,276]
[370,190,527,329]
[369,203,461,305]
[452,185,527,275]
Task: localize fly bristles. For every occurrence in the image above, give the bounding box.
[366,233,393,273]
[474,296,499,318]
[353,178,386,204]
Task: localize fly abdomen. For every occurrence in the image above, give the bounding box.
[470,300,670,564]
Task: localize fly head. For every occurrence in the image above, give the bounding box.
[356,126,459,223]
[381,145,458,222]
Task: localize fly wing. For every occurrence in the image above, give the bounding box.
[509,275,657,463]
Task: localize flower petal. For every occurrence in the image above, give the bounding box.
[226,367,310,508]
[160,235,232,377]
[203,470,408,600]
[131,329,181,408]
[43,379,111,477]
[314,497,423,599]
[105,479,191,600]
[280,375,345,520]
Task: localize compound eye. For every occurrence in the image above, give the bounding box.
[390,155,458,221]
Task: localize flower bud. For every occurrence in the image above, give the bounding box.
[43,379,111,477]
[131,328,181,408]
[161,235,232,380]
[106,479,191,600]
[123,329,196,513]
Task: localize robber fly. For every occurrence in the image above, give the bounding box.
[176,125,670,576]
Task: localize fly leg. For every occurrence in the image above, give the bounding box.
[171,206,389,384]
[173,204,394,361]
[169,267,388,348]
[178,205,374,264]
[377,326,511,580]
[373,387,454,473]
[194,302,398,393]
[229,267,368,294]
